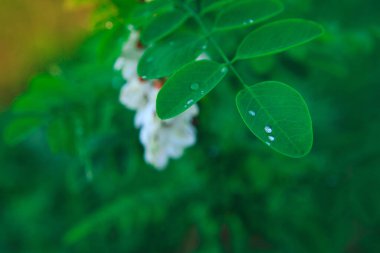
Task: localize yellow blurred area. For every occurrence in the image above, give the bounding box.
[0,0,94,110]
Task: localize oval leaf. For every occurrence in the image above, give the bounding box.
[157,60,228,119]
[138,33,207,79]
[236,81,313,157]
[201,0,234,14]
[235,19,324,60]
[131,1,174,26]
[215,0,283,30]
[141,10,189,44]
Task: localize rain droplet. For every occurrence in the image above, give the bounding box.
[200,90,205,95]
[268,136,275,142]
[190,83,200,91]
[248,19,254,24]
[265,141,271,146]
[187,99,194,105]
[264,126,272,133]
[248,110,256,116]
[221,67,228,73]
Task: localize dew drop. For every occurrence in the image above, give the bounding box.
[190,83,200,91]
[187,99,194,105]
[200,90,205,95]
[265,141,271,146]
[268,136,275,142]
[264,126,272,133]
[248,110,256,116]
[248,19,254,24]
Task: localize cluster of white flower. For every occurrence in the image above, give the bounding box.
[115,27,198,170]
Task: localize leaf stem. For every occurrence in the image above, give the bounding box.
[181,2,250,89]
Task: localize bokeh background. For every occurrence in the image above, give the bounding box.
[0,0,94,110]
[1,0,380,252]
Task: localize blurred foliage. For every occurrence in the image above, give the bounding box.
[1,0,380,252]
[0,0,94,110]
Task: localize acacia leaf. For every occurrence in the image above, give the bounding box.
[156,60,228,119]
[130,0,174,26]
[235,19,324,60]
[215,0,283,30]
[236,81,313,157]
[138,33,207,79]
[200,0,234,14]
[141,10,189,44]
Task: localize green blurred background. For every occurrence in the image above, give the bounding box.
[1,0,380,252]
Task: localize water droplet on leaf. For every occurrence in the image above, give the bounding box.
[190,83,200,91]
[264,126,272,133]
[268,136,275,142]
[248,110,256,116]
[187,99,194,105]
[221,67,228,73]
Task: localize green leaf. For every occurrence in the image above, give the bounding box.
[236,81,313,157]
[96,19,131,63]
[138,33,207,79]
[12,74,69,113]
[141,10,189,44]
[235,19,324,60]
[156,60,228,119]
[47,117,75,153]
[4,117,45,144]
[130,0,174,26]
[200,0,234,14]
[215,0,283,31]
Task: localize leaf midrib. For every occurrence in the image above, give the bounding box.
[244,85,306,155]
